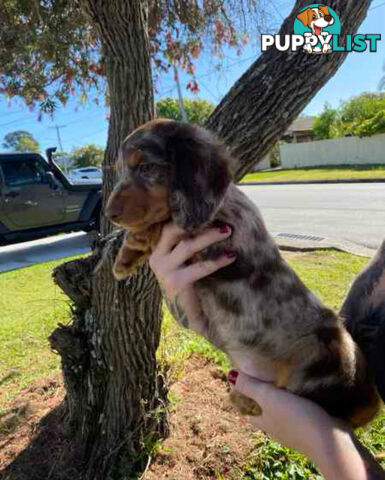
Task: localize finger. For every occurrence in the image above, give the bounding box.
[171,226,232,265]
[155,221,187,255]
[175,253,236,286]
[234,372,272,407]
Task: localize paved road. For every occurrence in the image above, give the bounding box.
[241,183,385,250]
[0,183,383,272]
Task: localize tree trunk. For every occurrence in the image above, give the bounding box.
[50,0,372,478]
[205,0,372,180]
[50,2,168,479]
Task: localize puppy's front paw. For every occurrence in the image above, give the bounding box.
[112,245,148,281]
[322,43,331,53]
[229,390,262,416]
[113,258,135,281]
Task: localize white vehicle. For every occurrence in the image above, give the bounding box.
[68,167,103,184]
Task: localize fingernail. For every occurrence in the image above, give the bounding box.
[220,225,230,234]
[225,250,237,258]
[228,370,239,385]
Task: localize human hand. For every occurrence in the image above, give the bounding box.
[149,221,236,332]
[229,371,370,480]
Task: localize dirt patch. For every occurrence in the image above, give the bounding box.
[0,374,78,479]
[0,356,258,480]
[0,375,64,462]
[145,355,256,480]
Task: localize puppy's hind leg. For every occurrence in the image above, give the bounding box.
[282,326,381,428]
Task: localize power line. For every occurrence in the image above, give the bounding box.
[370,1,385,9]
[157,54,257,99]
[173,65,188,122]
[0,109,29,120]
[0,116,36,129]
[198,79,221,103]
[70,126,107,144]
[49,124,66,151]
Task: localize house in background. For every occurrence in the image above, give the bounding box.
[282,116,315,143]
[253,115,316,171]
[282,116,316,144]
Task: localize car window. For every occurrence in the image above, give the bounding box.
[1,159,47,187]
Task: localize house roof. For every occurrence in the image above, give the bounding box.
[285,116,315,135]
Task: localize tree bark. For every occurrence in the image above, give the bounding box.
[205,0,372,180]
[50,2,168,479]
[50,0,372,478]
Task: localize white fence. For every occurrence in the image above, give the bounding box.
[280,133,385,169]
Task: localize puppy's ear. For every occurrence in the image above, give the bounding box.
[297,8,312,26]
[167,124,232,230]
[318,5,330,16]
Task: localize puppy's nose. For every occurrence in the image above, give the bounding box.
[324,14,332,22]
[105,202,123,221]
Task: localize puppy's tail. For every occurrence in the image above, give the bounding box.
[286,320,380,428]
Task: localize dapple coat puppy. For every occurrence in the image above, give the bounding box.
[106,119,380,427]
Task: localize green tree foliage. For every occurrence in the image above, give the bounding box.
[313,103,340,140]
[71,143,104,168]
[0,0,259,112]
[2,130,40,152]
[340,92,385,137]
[313,93,385,139]
[53,150,70,159]
[156,97,215,125]
[353,110,385,137]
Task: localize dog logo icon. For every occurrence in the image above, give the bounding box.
[294,4,341,54]
[261,5,379,54]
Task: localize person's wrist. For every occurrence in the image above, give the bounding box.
[309,423,366,479]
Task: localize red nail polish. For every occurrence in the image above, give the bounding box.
[228,370,239,385]
[220,225,230,234]
[225,250,237,258]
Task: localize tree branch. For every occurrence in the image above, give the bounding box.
[206,0,372,179]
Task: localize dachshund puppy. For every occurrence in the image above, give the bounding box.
[106,119,380,427]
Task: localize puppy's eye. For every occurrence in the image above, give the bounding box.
[137,163,159,176]
[313,14,317,19]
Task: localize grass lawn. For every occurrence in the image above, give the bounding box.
[1,250,384,479]
[0,256,81,408]
[241,165,385,183]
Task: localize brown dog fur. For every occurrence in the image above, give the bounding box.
[105,119,380,427]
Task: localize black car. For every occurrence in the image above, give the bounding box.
[0,148,102,244]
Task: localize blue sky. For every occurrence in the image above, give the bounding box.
[0,0,384,154]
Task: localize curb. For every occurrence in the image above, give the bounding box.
[241,178,385,186]
[274,233,376,258]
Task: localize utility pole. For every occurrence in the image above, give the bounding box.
[49,124,66,151]
[173,65,188,123]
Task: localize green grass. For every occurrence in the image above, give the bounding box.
[243,438,323,480]
[1,250,384,479]
[0,256,81,407]
[241,165,385,183]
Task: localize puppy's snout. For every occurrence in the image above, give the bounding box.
[324,14,332,22]
[105,199,123,222]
